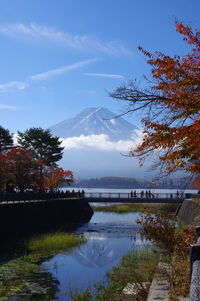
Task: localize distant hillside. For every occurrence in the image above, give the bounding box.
[69,176,189,189]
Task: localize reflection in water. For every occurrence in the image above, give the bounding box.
[41,211,149,301]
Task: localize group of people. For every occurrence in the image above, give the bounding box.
[130,190,155,198]
[129,190,184,199]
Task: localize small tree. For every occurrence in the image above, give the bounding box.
[111,21,200,179]
[6,147,39,192]
[43,165,74,192]
[0,126,13,153]
[0,152,8,192]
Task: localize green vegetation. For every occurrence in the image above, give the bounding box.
[18,127,64,166]
[137,213,196,300]
[92,203,179,215]
[27,232,85,253]
[69,288,92,301]
[96,247,159,301]
[0,232,85,301]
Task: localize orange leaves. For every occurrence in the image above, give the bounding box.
[0,145,74,192]
[191,174,200,189]
[129,21,200,176]
[175,20,200,49]
[43,166,74,192]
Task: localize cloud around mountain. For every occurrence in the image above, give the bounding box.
[49,107,146,178]
[61,132,143,151]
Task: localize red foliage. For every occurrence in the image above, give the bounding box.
[43,165,74,192]
[112,21,200,179]
[6,146,39,192]
[136,21,200,174]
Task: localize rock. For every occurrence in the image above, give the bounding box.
[123,282,150,295]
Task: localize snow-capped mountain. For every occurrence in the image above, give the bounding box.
[49,107,139,141]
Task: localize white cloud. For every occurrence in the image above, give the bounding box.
[61,134,143,152]
[0,58,98,93]
[0,104,17,110]
[84,73,124,80]
[0,81,28,92]
[28,58,99,81]
[0,23,132,57]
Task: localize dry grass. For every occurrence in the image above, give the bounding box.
[92,203,179,215]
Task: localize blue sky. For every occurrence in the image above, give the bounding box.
[0,0,199,133]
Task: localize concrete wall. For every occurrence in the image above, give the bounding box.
[0,198,93,237]
[178,197,200,225]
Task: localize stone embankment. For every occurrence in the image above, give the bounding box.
[146,196,200,300]
[177,196,200,225]
[146,263,171,301]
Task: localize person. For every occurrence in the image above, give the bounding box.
[130,190,133,198]
[134,191,137,198]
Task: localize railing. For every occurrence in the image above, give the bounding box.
[85,192,185,199]
[0,190,189,204]
[0,191,84,204]
[190,226,200,300]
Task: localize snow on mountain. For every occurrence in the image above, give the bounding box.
[49,107,139,141]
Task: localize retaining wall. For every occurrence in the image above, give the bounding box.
[178,197,200,225]
[0,198,93,237]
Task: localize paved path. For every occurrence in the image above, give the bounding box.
[147,263,171,301]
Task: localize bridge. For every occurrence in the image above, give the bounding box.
[0,191,189,205]
[0,191,82,204]
[84,191,185,203]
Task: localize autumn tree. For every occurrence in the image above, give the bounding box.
[111,21,200,179]
[43,165,74,192]
[0,152,8,192]
[0,126,13,191]
[6,147,39,192]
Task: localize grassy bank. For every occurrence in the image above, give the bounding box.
[137,214,196,300]
[0,232,85,301]
[96,247,159,301]
[92,203,179,215]
[27,232,85,253]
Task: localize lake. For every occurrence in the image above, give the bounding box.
[65,187,197,194]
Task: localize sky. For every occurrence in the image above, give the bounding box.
[0,0,199,134]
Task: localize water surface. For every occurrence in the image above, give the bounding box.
[41,210,148,300]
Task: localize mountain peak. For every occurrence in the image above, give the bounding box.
[49,107,139,141]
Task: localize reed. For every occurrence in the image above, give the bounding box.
[27,232,85,253]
